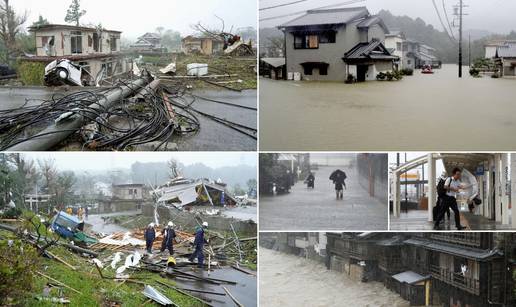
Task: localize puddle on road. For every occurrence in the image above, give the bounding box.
[260,65,516,151]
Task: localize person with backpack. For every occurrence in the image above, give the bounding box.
[433,168,467,230]
[434,173,451,222]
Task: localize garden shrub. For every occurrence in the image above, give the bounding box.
[17,61,46,85]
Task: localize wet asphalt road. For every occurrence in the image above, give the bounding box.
[0,87,256,151]
[259,166,388,230]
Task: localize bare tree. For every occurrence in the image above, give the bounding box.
[0,0,28,62]
[168,158,181,180]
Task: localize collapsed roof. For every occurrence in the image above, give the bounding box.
[156,179,237,208]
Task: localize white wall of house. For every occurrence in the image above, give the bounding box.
[34,28,120,57]
[485,45,498,59]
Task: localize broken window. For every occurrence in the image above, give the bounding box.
[110,35,118,51]
[293,34,319,49]
[71,31,83,54]
[93,32,100,52]
[319,31,336,44]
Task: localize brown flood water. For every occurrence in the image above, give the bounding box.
[259,248,410,307]
[259,65,516,151]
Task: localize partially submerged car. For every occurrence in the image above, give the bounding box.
[44,59,92,86]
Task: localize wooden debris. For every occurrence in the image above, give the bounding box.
[223,286,244,307]
[36,271,82,295]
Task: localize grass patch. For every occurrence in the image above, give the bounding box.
[141,53,257,90]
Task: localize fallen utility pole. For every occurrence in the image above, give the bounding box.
[4,74,152,151]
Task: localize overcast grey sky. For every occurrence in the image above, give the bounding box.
[259,0,516,34]
[21,152,257,171]
[19,0,257,40]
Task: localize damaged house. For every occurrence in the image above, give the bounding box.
[181,35,224,55]
[278,7,398,81]
[22,24,132,84]
[98,183,149,213]
[155,178,237,209]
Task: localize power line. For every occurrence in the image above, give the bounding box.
[260,0,308,11]
[453,0,468,78]
[442,0,457,41]
[259,0,365,22]
[431,0,454,42]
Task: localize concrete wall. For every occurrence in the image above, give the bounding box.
[357,154,388,204]
[285,20,363,81]
[142,204,256,234]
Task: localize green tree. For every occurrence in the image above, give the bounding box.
[64,0,86,26]
[246,178,257,191]
[31,15,49,27]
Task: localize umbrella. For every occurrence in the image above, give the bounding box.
[329,169,347,182]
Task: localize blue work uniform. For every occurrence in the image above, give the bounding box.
[160,227,176,254]
[144,227,156,253]
[189,226,205,267]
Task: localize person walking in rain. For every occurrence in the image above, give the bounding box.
[189,221,208,268]
[330,169,347,200]
[160,221,176,255]
[304,172,315,189]
[144,223,156,254]
[434,168,467,230]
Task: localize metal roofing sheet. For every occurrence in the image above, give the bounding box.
[404,238,503,261]
[392,271,430,284]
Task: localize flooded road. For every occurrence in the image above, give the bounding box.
[259,166,387,230]
[259,248,409,307]
[260,65,516,150]
[85,211,140,234]
[223,205,257,222]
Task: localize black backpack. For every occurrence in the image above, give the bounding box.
[436,177,449,198]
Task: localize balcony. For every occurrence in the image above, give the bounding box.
[429,265,480,295]
[429,233,482,248]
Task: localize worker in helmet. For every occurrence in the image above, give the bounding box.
[160,221,177,255]
[144,223,156,254]
[66,207,73,215]
[189,221,208,268]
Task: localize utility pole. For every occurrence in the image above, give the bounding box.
[453,0,468,78]
[468,33,471,67]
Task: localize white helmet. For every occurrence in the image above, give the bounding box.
[167,221,174,227]
[149,223,155,227]
[202,221,208,227]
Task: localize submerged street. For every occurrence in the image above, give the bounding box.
[259,248,409,307]
[260,65,516,151]
[259,166,387,230]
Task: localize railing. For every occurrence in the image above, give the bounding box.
[429,233,482,248]
[429,265,480,295]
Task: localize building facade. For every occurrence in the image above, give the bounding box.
[262,232,516,307]
[279,7,397,81]
[24,24,131,83]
